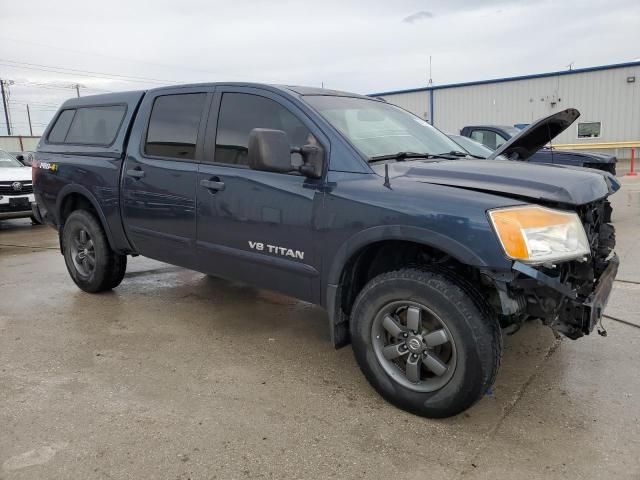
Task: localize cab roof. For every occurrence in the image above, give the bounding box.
[59,82,373,109]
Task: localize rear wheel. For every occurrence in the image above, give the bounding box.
[62,210,127,293]
[350,268,501,418]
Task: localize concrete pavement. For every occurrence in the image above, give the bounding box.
[1,177,639,480]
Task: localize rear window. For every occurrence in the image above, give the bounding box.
[144,93,206,160]
[47,105,126,146]
[48,110,76,143]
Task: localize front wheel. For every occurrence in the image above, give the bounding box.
[350,268,501,418]
[62,210,127,293]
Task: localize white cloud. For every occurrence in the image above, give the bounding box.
[0,0,638,135]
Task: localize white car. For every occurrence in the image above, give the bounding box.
[0,150,40,223]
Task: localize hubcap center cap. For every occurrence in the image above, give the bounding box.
[406,336,423,353]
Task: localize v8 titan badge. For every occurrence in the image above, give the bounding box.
[248,241,304,260]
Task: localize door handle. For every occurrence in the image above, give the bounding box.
[126,168,145,179]
[200,178,225,192]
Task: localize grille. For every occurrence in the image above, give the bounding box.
[0,182,33,195]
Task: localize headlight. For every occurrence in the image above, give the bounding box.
[488,205,590,264]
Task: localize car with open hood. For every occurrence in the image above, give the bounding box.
[460,114,617,174]
[33,84,619,418]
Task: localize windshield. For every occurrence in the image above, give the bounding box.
[0,150,23,168]
[304,96,463,160]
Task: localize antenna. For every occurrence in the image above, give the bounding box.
[565,61,574,71]
[427,56,433,86]
[383,163,391,189]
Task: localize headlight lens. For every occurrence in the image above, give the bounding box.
[488,205,590,264]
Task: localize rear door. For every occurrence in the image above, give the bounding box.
[121,87,212,267]
[195,87,327,302]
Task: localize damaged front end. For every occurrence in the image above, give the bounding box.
[488,199,618,339]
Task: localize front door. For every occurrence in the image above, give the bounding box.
[121,88,212,267]
[196,88,327,302]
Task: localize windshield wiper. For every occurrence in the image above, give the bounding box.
[369,152,431,162]
[439,150,486,160]
[368,151,454,163]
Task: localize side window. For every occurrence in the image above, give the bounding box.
[471,129,502,150]
[215,93,312,167]
[495,134,507,148]
[47,109,76,143]
[145,93,206,160]
[65,105,126,145]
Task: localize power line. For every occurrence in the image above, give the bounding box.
[0,36,263,82]
[0,58,182,85]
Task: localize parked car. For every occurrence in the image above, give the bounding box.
[34,87,619,418]
[460,124,617,174]
[0,150,40,223]
[11,151,35,166]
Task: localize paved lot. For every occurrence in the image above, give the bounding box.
[1,177,639,480]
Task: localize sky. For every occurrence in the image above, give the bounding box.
[1,0,639,136]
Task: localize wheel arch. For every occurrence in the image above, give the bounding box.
[56,185,117,252]
[325,226,496,349]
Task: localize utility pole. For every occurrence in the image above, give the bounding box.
[26,104,33,136]
[0,79,11,136]
[74,84,81,97]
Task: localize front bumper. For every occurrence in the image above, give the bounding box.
[508,254,619,339]
[584,254,618,332]
[0,194,36,220]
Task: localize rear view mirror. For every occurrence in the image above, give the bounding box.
[248,128,294,174]
[248,128,324,178]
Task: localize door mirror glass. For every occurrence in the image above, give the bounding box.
[248,128,294,174]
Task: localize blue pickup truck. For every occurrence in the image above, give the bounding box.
[33,84,619,418]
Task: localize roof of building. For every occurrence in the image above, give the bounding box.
[369,60,640,97]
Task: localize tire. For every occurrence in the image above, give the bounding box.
[30,215,42,225]
[350,268,501,418]
[61,210,127,293]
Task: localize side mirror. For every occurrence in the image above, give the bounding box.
[248,128,324,178]
[248,129,294,174]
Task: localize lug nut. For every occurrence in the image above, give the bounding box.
[403,333,408,338]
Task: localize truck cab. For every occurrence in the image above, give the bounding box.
[33,84,619,418]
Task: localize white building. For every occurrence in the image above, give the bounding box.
[370,61,640,158]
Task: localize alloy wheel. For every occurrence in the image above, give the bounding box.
[371,301,457,392]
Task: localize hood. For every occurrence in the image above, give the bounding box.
[373,159,620,206]
[0,167,32,182]
[488,108,580,161]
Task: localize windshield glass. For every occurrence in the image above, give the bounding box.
[0,151,23,168]
[304,96,463,159]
